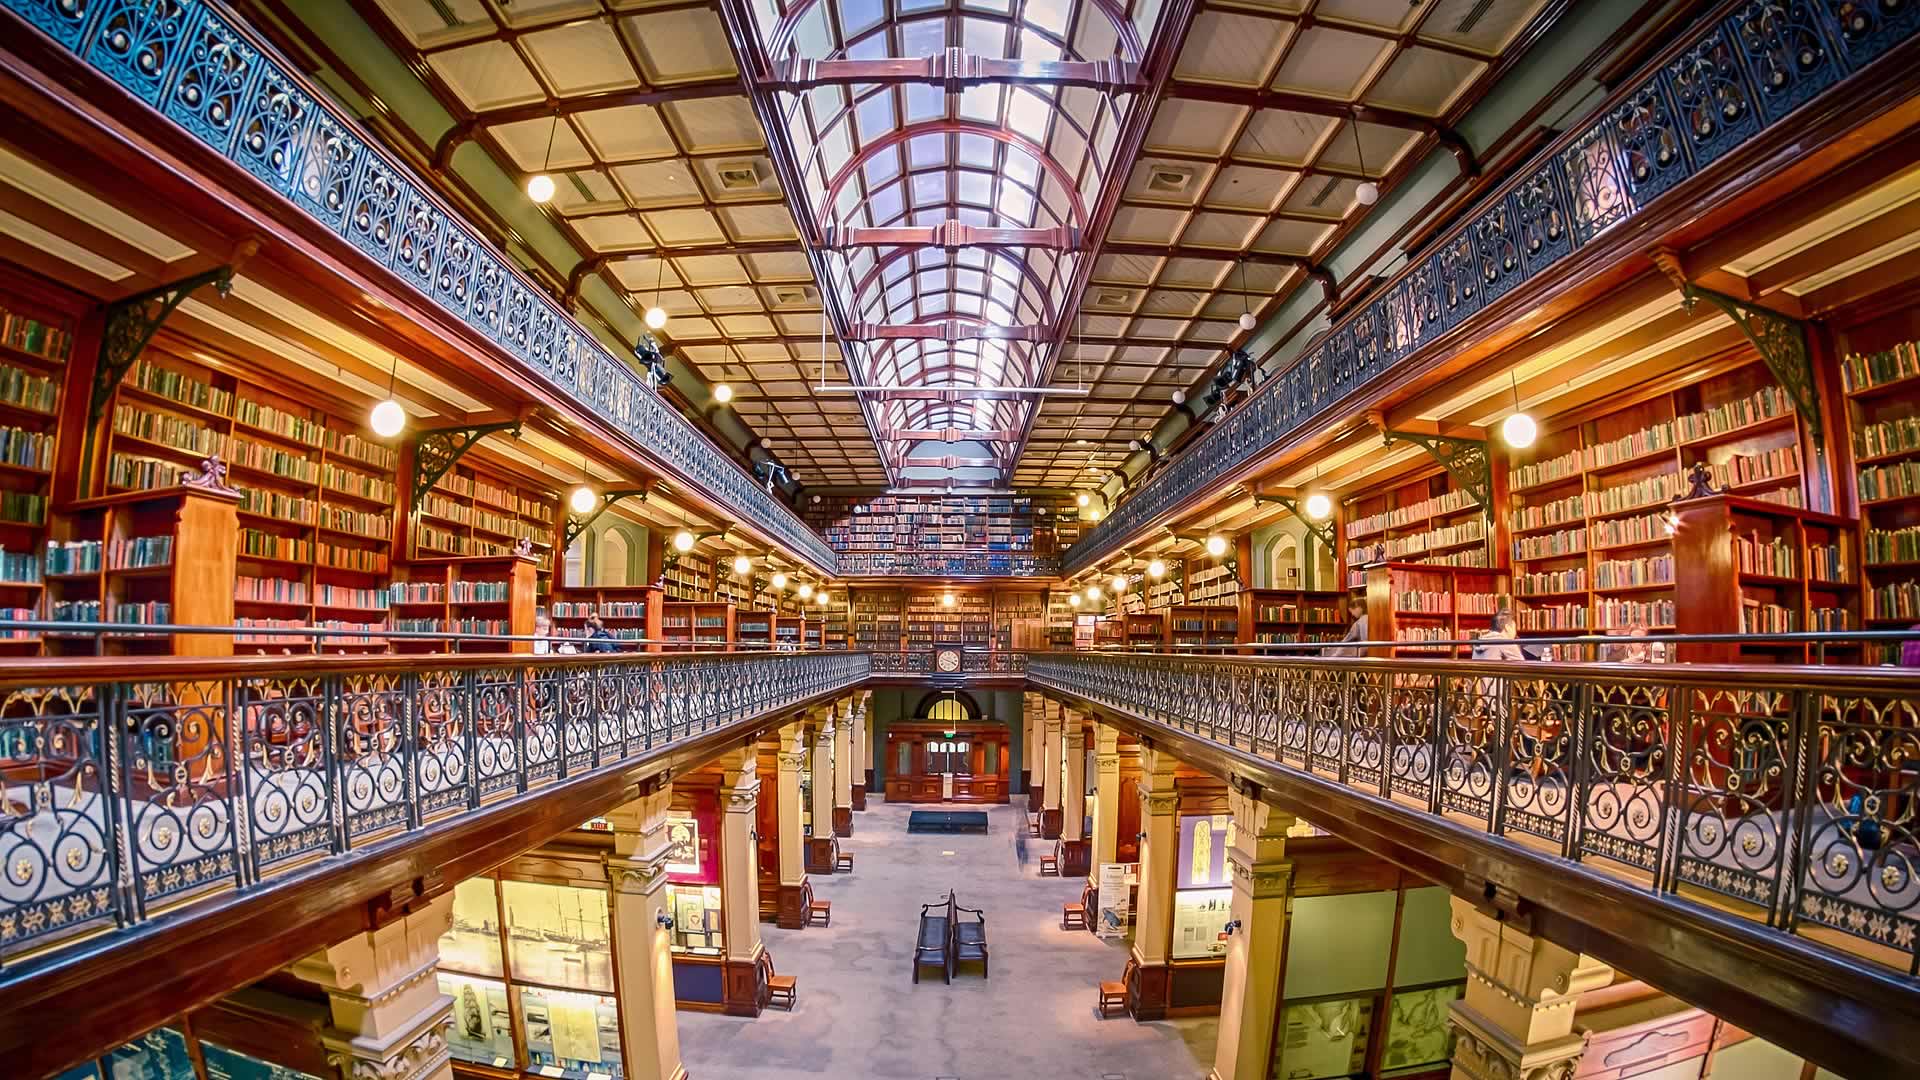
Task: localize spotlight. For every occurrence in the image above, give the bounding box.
[569,485,598,515]
[1238,312,1257,331]
[1355,181,1380,206]
[1077,492,1091,508]
[673,529,695,553]
[1147,559,1166,579]
[644,305,668,330]
[1089,510,1102,522]
[369,398,406,439]
[1304,492,1333,521]
[1205,534,1228,558]
[942,592,956,607]
[771,572,788,590]
[712,382,733,404]
[526,173,556,203]
[1501,411,1538,449]
[798,583,814,600]
[733,554,752,576]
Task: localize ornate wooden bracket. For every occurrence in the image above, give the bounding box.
[410,420,523,510]
[1378,424,1491,514]
[1652,247,1821,441]
[562,488,651,549]
[1250,492,1337,554]
[90,263,240,426]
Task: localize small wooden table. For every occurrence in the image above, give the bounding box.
[1061,902,1087,930]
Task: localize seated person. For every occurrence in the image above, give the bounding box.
[1472,612,1525,662]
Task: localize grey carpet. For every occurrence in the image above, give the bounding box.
[679,799,1216,1079]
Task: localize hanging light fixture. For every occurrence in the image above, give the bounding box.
[816,591,829,606]
[1069,592,1082,608]
[1111,573,1127,594]
[1350,112,1379,206]
[1237,259,1257,332]
[527,112,560,204]
[1500,370,1538,449]
[798,582,815,600]
[369,356,407,439]
[1205,534,1229,558]
[673,528,696,553]
[1304,492,1333,521]
[1085,584,1102,602]
[712,383,734,404]
[771,572,788,590]
[644,256,669,330]
[732,554,752,576]
[941,591,956,607]
[1148,558,1166,579]
[1171,388,1186,405]
[1077,492,1091,508]
[569,485,597,515]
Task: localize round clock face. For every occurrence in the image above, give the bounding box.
[936,649,961,672]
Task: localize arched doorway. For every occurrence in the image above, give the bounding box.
[884,691,1011,803]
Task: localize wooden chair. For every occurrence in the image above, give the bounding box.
[1097,958,1135,1018]
[835,850,854,874]
[804,880,832,927]
[1038,846,1059,876]
[1027,812,1042,837]
[1061,902,1087,930]
[761,952,797,1011]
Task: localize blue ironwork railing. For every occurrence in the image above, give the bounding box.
[1028,649,1920,976]
[0,0,838,574]
[1063,0,1920,573]
[0,648,867,963]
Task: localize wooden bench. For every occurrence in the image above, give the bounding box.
[1061,902,1087,930]
[1098,957,1135,1018]
[760,952,797,1011]
[912,893,954,984]
[952,899,989,980]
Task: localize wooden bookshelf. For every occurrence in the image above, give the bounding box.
[1168,605,1238,651]
[804,492,1084,563]
[412,461,555,572]
[45,486,238,657]
[388,554,538,653]
[1243,588,1346,647]
[1362,562,1509,657]
[550,585,662,648]
[1121,611,1167,649]
[662,551,714,601]
[1835,326,1920,663]
[660,601,734,651]
[1672,492,1857,664]
[1503,359,1813,642]
[904,589,991,650]
[0,279,78,652]
[1343,473,1488,591]
[993,591,1045,652]
[852,588,904,652]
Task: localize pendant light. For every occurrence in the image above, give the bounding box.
[772,572,788,590]
[1351,114,1379,206]
[1500,370,1538,448]
[798,582,815,600]
[1077,492,1091,508]
[673,528,696,553]
[1237,259,1257,332]
[712,383,734,404]
[644,256,669,330]
[733,553,753,576]
[1205,534,1228,558]
[370,355,406,438]
[1304,464,1332,521]
[1147,558,1166,579]
[1069,592,1082,608]
[527,112,559,204]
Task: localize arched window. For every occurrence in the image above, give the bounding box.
[1272,533,1299,586]
[597,529,629,587]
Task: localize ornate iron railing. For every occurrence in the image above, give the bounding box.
[866,650,1029,675]
[1063,0,1920,573]
[0,0,838,574]
[0,649,866,964]
[1028,651,1920,976]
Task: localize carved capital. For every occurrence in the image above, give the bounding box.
[777,750,808,770]
[326,1014,453,1080]
[1142,791,1179,816]
[1228,850,1292,900]
[1095,752,1121,776]
[1449,1000,1587,1080]
[607,852,669,896]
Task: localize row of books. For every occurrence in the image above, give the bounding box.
[1596,554,1673,589]
[1513,527,1586,561]
[240,529,311,562]
[315,585,388,610]
[1358,519,1485,563]
[0,362,56,413]
[114,404,222,455]
[1868,579,1920,621]
[1733,534,1796,578]
[231,440,317,484]
[1858,415,1920,460]
[238,576,307,604]
[0,307,72,362]
[1673,386,1793,443]
[1838,342,1920,393]
[450,580,511,602]
[1708,445,1800,490]
[1510,494,1585,533]
[1518,604,1588,629]
[1740,601,1798,634]
[1586,420,1675,469]
[45,535,172,572]
[1866,525,1920,565]
[236,399,323,446]
[1343,487,1477,539]
[238,489,315,524]
[1859,459,1920,503]
[1509,449,1582,491]
[107,453,183,490]
[0,490,46,526]
[325,430,397,470]
[319,505,392,539]
[1594,597,1674,629]
[130,361,232,415]
[0,546,39,583]
[1591,511,1672,550]
[1517,568,1585,595]
[1590,470,1682,516]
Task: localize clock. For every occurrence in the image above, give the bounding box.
[935,648,962,673]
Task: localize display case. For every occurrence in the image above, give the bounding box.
[1172,813,1233,960]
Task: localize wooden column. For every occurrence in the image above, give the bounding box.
[852,690,871,811]
[1024,690,1044,809]
[1208,783,1295,1080]
[807,708,838,874]
[775,721,809,929]
[1446,895,1613,1080]
[832,699,854,837]
[1090,722,1122,879]
[1059,711,1090,876]
[604,788,689,1080]
[289,894,456,1080]
[1040,698,1065,839]
[1128,747,1181,1020]
[718,749,767,1017]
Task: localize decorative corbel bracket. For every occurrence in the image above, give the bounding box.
[1375,416,1490,514]
[562,487,651,550]
[1250,490,1337,554]
[1651,246,1821,441]
[90,259,248,426]
[410,419,524,510]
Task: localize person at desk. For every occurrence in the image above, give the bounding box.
[532,609,553,655]
[1328,597,1370,657]
[1472,611,1525,662]
[1603,622,1651,663]
[583,611,620,653]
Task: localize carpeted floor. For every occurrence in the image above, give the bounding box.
[679,799,1216,1079]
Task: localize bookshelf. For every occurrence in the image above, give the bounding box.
[1183,561,1242,606]
[45,487,239,657]
[388,554,538,653]
[1244,588,1345,647]
[662,552,714,601]
[1121,612,1167,649]
[1836,330,1920,663]
[804,492,1085,561]
[550,585,661,647]
[0,283,76,651]
[1045,590,1078,648]
[1671,491,1857,664]
[1362,562,1509,657]
[905,589,991,649]
[660,601,734,651]
[852,588,904,652]
[1343,473,1488,591]
[412,462,555,573]
[1503,359,1814,643]
[1168,605,1237,651]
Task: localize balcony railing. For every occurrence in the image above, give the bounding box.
[1027,650,1920,976]
[0,0,836,574]
[1063,1,1920,572]
[0,648,867,965]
